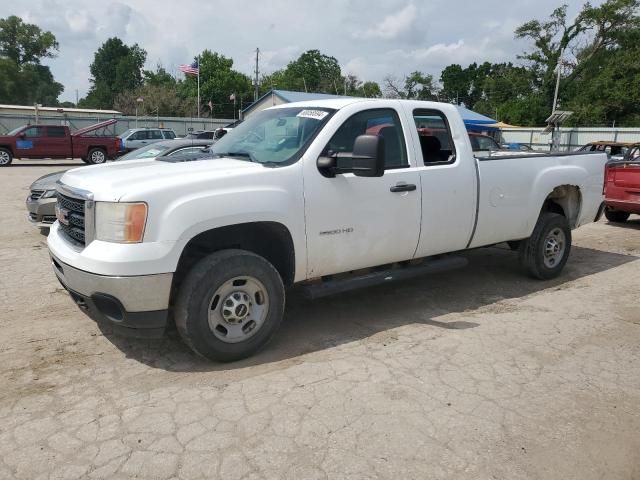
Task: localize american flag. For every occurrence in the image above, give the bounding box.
[179,61,199,76]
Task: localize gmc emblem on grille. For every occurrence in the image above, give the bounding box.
[55,204,70,225]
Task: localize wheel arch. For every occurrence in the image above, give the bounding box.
[172,221,296,300]
[540,184,582,228]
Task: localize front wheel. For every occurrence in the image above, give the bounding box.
[519,212,571,280]
[174,249,285,362]
[604,208,630,223]
[86,148,107,164]
[0,148,13,166]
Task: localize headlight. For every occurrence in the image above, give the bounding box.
[95,202,147,243]
[41,190,57,198]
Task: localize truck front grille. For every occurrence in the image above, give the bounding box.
[57,193,86,245]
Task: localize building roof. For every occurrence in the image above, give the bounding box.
[242,89,350,113]
[0,104,121,115]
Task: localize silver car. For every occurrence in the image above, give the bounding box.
[26,139,212,229]
[119,128,176,152]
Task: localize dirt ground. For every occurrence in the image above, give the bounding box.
[0,158,639,480]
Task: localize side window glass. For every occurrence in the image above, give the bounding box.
[47,126,66,137]
[414,109,456,165]
[151,130,163,139]
[23,127,44,137]
[163,131,176,139]
[131,131,144,140]
[325,108,407,170]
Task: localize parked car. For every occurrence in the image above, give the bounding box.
[578,141,634,161]
[118,127,176,152]
[26,139,212,228]
[0,119,120,166]
[502,142,533,151]
[48,98,607,362]
[603,144,640,222]
[185,128,232,140]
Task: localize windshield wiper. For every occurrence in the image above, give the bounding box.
[212,151,256,162]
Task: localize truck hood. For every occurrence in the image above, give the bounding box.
[58,157,265,201]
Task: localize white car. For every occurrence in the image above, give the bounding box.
[48,98,607,361]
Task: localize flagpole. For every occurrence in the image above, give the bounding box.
[197,55,200,120]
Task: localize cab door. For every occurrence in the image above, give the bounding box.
[304,107,421,278]
[16,126,47,158]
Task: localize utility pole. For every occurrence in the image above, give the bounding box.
[302,77,307,93]
[552,57,562,113]
[75,89,79,108]
[254,48,259,101]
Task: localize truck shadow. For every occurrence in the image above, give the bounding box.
[98,245,638,372]
[605,218,640,230]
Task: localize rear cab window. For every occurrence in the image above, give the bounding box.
[324,108,408,170]
[414,109,456,165]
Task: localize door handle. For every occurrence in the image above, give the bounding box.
[390,183,416,193]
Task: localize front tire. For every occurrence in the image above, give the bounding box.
[604,208,630,223]
[86,148,107,164]
[174,249,285,362]
[0,148,13,166]
[519,212,571,280]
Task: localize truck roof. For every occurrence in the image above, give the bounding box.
[268,98,460,112]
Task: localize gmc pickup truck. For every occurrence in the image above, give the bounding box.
[0,119,120,166]
[48,99,607,362]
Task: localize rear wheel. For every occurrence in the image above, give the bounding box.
[0,148,12,166]
[518,212,571,280]
[86,148,107,164]
[174,249,285,362]
[604,208,630,223]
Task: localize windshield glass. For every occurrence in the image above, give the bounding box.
[6,126,25,136]
[208,107,335,164]
[117,143,170,160]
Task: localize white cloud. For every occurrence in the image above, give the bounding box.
[353,3,417,40]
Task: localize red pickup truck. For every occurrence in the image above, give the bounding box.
[604,144,640,222]
[0,119,120,166]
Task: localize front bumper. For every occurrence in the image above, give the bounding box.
[26,196,57,227]
[51,255,173,337]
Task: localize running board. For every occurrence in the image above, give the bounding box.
[302,256,468,300]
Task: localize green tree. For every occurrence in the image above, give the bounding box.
[178,50,252,118]
[0,15,63,105]
[81,38,146,109]
[384,71,439,100]
[143,64,178,88]
[114,84,192,117]
[0,15,58,65]
[343,74,382,97]
[515,0,640,114]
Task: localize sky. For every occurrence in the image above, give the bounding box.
[0,0,599,102]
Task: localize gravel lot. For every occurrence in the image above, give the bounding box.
[1,159,639,480]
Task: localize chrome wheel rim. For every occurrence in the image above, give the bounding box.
[208,276,269,343]
[91,150,105,163]
[0,151,10,164]
[543,227,566,268]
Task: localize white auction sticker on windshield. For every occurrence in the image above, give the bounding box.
[296,110,329,120]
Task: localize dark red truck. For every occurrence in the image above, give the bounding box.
[604,144,640,222]
[0,119,120,166]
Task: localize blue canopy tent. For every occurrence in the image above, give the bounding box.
[454,105,497,133]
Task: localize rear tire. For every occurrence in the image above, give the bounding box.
[0,148,12,166]
[604,208,630,223]
[518,212,571,280]
[86,148,107,164]
[174,249,285,362]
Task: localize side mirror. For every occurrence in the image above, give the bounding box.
[352,134,384,177]
[18,133,25,139]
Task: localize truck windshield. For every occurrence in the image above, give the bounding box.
[208,107,335,165]
[6,126,25,136]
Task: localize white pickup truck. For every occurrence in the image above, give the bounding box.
[48,98,607,361]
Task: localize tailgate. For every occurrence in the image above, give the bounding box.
[612,162,640,189]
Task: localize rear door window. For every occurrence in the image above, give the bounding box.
[413,109,456,165]
[47,126,67,137]
[150,130,163,139]
[162,130,176,139]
